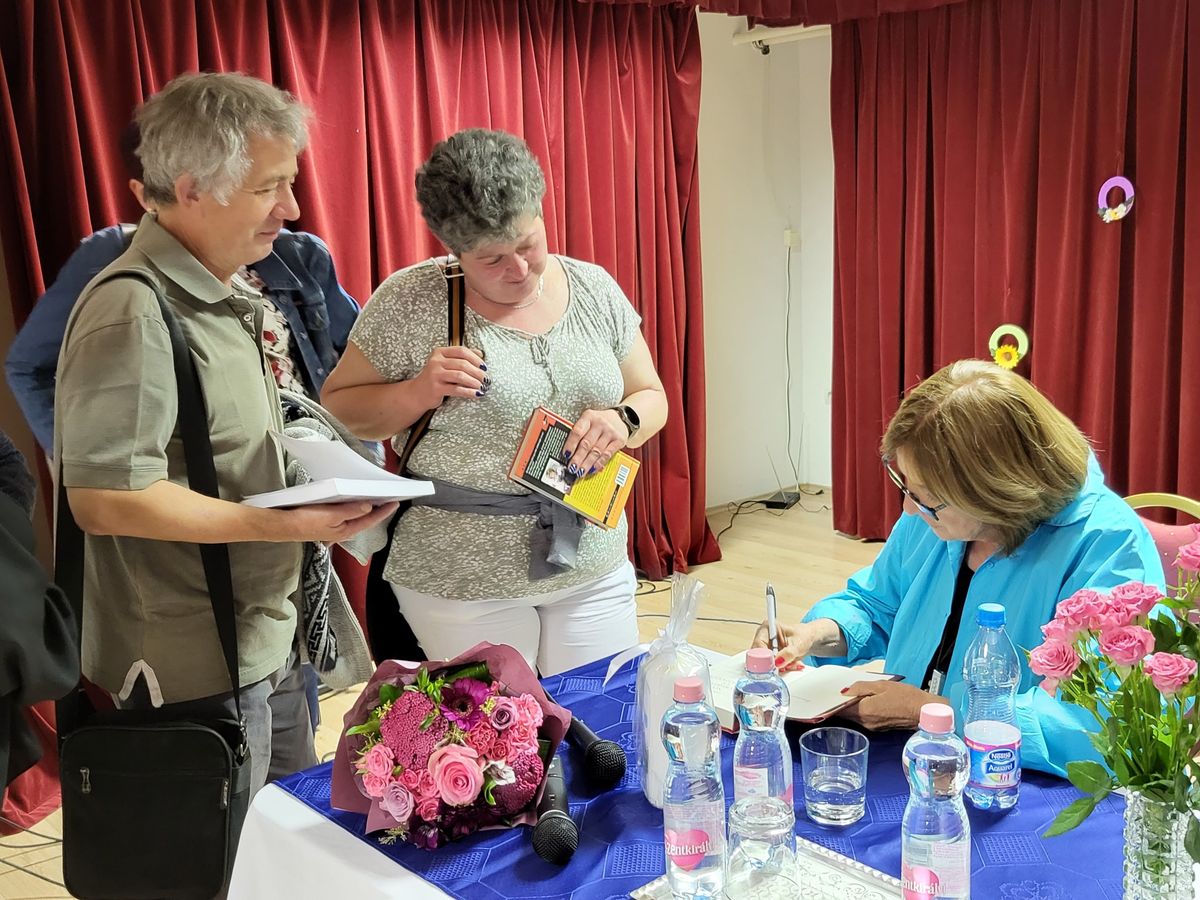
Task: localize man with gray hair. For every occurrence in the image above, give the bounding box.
[55,72,395,796]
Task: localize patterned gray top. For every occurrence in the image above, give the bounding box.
[350,255,641,599]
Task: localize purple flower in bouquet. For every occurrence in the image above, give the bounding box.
[380,691,449,771]
[489,695,520,731]
[411,823,443,850]
[441,678,490,730]
[491,750,544,816]
[380,782,414,824]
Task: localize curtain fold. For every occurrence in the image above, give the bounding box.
[0,0,717,583]
[830,0,1200,539]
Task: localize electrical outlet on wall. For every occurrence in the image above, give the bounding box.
[783,228,801,248]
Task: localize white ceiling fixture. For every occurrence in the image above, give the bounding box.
[731,20,831,53]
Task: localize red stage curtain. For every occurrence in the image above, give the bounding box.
[0,0,718,580]
[829,0,1200,539]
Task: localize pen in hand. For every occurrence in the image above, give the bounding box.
[766,582,780,653]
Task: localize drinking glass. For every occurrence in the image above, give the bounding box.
[799,726,869,826]
[727,795,796,881]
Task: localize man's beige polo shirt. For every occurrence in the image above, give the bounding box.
[55,213,301,705]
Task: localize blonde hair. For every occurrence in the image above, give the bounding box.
[881,360,1090,554]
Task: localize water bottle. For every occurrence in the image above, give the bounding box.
[732,647,794,804]
[661,676,726,899]
[901,703,971,899]
[962,602,1021,810]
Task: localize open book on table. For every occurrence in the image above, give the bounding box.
[507,407,639,529]
[708,650,900,732]
[241,434,435,508]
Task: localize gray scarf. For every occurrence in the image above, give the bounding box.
[410,478,584,580]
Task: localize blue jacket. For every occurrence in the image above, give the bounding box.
[803,455,1165,777]
[5,224,359,451]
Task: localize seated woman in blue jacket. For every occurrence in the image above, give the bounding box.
[754,359,1164,777]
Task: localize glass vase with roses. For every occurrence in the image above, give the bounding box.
[1029,526,1200,896]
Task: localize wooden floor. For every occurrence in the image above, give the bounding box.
[0,493,880,899]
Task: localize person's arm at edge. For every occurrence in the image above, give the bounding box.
[754,515,917,666]
[615,332,667,450]
[4,228,128,452]
[0,493,80,704]
[67,480,396,545]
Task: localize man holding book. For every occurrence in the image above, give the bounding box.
[322,129,668,676]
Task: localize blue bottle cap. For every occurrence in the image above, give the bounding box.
[978,602,1006,627]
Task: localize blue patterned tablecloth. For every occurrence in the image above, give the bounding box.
[275,654,1126,899]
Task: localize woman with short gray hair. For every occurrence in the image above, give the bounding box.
[323,128,669,676]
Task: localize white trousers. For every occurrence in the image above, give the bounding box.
[392,560,639,676]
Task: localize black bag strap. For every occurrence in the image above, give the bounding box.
[55,271,244,727]
[395,259,465,475]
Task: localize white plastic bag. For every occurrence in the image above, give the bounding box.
[634,573,712,808]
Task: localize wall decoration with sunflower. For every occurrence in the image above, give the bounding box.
[1097,175,1135,223]
[988,324,1029,370]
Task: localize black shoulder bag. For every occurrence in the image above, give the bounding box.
[55,273,252,900]
[363,260,465,663]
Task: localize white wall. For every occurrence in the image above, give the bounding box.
[698,14,835,508]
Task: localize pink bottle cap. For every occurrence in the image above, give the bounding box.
[919,703,954,734]
[745,648,775,673]
[674,676,705,703]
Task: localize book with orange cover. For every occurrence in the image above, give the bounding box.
[508,407,639,529]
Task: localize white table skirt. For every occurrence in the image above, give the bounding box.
[227,783,451,900]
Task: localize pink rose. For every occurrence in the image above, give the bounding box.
[1110,582,1166,618]
[1055,589,1108,631]
[363,742,395,779]
[400,768,421,790]
[490,736,513,761]
[489,696,520,731]
[1039,677,1060,696]
[517,694,544,728]
[1143,653,1198,695]
[417,769,438,800]
[1041,618,1080,643]
[428,744,484,807]
[1098,625,1155,666]
[380,782,414,824]
[511,722,538,752]
[362,772,390,799]
[1176,539,1200,573]
[415,795,441,822]
[1029,639,1081,681]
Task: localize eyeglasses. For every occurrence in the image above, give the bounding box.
[883,460,948,521]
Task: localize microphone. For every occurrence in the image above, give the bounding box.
[531,755,578,865]
[566,714,627,791]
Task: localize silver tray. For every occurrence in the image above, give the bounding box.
[630,836,902,899]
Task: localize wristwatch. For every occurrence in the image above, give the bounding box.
[610,404,641,439]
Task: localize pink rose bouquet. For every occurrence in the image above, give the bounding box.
[1030,533,1200,854]
[331,642,569,849]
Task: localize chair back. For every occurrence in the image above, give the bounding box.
[1124,493,1200,592]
